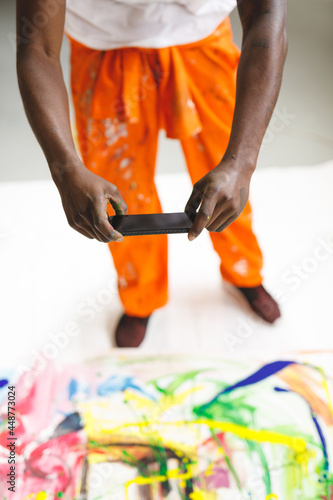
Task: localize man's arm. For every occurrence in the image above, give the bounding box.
[186,0,287,240]
[16,0,126,242]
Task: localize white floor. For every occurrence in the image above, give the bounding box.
[0,161,332,370]
[0,0,333,373]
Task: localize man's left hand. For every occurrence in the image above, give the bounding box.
[185,161,252,241]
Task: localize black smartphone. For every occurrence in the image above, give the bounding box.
[108,212,196,236]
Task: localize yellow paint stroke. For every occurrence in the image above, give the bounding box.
[159,386,205,410]
[205,443,226,477]
[81,413,310,496]
[36,493,48,500]
[110,419,307,453]
[88,451,111,464]
[294,447,316,465]
[81,402,201,457]
[125,463,197,500]
[79,385,204,431]
[23,494,48,500]
[265,495,278,500]
[123,385,204,416]
[123,390,156,411]
[87,432,197,463]
[189,491,217,500]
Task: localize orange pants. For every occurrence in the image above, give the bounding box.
[69,17,263,317]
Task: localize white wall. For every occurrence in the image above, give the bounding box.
[0,0,332,181]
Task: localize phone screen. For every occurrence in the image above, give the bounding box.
[108,212,196,236]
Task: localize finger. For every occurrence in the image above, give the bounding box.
[92,197,124,242]
[211,212,239,233]
[82,212,115,243]
[77,209,114,242]
[188,194,216,241]
[206,205,234,232]
[77,218,107,242]
[185,185,203,216]
[216,213,239,232]
[68,213,103,241]
[207,188,248,232]
[107,187,128,216]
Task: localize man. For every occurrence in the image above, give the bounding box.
[16,0,287,347]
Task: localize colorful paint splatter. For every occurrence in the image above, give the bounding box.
[0,354,332,499]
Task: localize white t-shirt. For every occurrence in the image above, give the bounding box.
[65,0,237,50]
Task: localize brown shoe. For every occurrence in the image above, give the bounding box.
[237,285,281,324]
[115,314,151,348]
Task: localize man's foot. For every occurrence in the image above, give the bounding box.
[237,285,281,324]
[115,314,151,347]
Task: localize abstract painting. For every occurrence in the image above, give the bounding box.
[0,353,332,499]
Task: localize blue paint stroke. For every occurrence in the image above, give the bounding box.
[0,379,8,389]
[312,414,329,471]
[221,361,296,394]
[202,361,295,410]
[68,378,90,400]
[274,386,329,472]
[0,376,13,410]
[97,375,156,401]
[69,378,78,399]
[53,412,84,438]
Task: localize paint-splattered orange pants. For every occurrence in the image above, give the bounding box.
[69,17,263,317]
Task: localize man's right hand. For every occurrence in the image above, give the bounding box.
[53,162,127,243]
[16,0,127,244]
